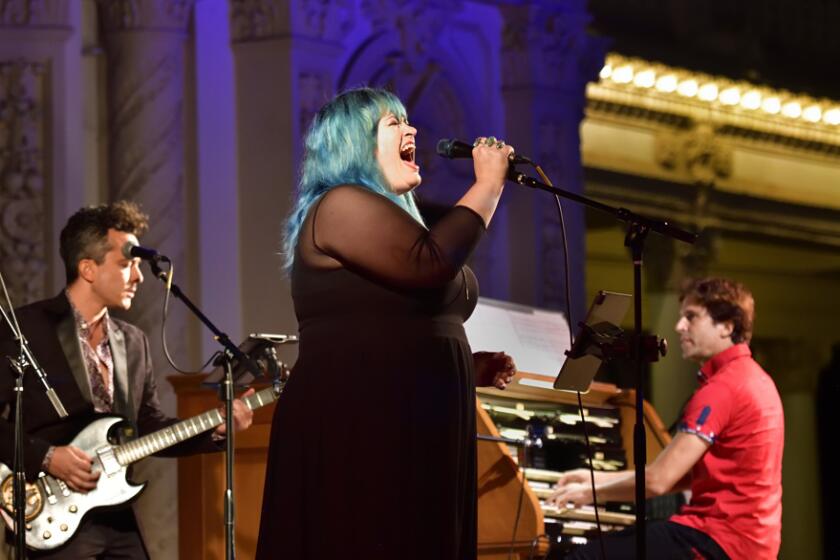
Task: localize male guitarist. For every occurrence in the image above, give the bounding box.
[0,201,254,559]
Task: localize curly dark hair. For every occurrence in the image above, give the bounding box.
[59,201,149,284]
[679,277,755,344]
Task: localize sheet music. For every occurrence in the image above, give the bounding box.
[464,297,571,380]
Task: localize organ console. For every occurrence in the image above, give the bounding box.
[170,370,673,559]
[476,371,673,559]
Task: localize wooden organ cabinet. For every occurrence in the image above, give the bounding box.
[475,371,672,559]
[170,372,671,559]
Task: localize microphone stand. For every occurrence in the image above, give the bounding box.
[1,277,68,560]
[145,259,260,560]
[507,167,696,560]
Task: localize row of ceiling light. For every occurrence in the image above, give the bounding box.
[598,55,840,127]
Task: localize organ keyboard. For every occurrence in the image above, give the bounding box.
[475,371,672,559]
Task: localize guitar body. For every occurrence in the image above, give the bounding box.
[0,416,145,551]
[0,382,281,551]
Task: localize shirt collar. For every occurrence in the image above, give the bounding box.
[66,289,111,342]
[698,343,751,383]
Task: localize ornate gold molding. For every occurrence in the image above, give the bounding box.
[655,124,732,185]
[588,53,840,151]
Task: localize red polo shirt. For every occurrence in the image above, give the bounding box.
[670,343,784,559]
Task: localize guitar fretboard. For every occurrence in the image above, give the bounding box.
[113,385,278,466]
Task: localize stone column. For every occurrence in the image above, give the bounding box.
[647,130,730,423]
[643,233,698,425]
[228,0,353,342]
[753,337,824,560]
[96,2,194,557]
[97,0,195,366]
[498,0,607,322]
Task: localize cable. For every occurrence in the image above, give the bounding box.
[157,263,243,377]
[159,262,193,374]
[199,351,224,373]
[577,390,607,560]
[532,163,607,560]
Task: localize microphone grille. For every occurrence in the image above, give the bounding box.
[121,240,138,260]
[436,138,454,158]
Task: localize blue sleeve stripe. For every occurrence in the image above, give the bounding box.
[696,405,711,426]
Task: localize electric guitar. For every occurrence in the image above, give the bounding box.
[0,382,282,551]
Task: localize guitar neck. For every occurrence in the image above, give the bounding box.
[113,385,278,466]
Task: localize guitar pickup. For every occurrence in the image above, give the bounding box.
[38,472,57,505]
[55,478,71,497]
[96,446,122,476]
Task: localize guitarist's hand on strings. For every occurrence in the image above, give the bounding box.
[47,445,100,493]
[213,388,256,437]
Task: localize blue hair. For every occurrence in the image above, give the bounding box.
[283,87,425,269]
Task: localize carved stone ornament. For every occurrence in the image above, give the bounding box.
[655,124,733,185]
[360,0,461,63]
[501,1,608,89]
[297,0,354,41]
[96,0,194,32]
[230,0,353,43]
[229,0,283,43]
[0,60,47,305]
[0,0,68,26]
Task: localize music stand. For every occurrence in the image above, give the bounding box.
[201,332,297,559]
[203,333,298,388]
[553,291,631,392]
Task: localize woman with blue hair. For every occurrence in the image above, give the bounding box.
[256,87,517,559]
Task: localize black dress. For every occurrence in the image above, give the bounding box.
[256,185,485,560]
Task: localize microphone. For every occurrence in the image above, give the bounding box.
[122,240,170,262]
[436,138,532,165]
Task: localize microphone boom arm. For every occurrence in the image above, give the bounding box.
[508,170,697,244]
[146,259,262,379]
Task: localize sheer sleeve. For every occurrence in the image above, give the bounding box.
[300,185,485,290]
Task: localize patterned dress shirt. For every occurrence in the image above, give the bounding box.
[68,295,115,413]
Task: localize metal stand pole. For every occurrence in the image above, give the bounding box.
[627,224,650,559]
[12,369,26,560]
[507,169,693,559]
[222,358,236,560]
[144,260,263,560]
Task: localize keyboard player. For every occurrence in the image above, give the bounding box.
[549,277,783,560]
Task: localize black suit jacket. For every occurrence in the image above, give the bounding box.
[0,291,218,480]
